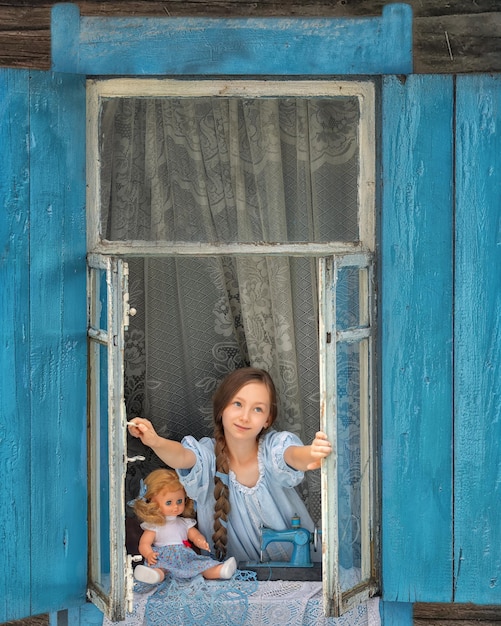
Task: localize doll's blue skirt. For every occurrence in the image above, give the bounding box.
[148,544,220,579]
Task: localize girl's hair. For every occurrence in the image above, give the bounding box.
[212,367,278,560]
[133,468,194,526]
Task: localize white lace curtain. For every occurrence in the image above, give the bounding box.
[100,95,360,526]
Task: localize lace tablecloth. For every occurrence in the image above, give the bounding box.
[103,576,380,626]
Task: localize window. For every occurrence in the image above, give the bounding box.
[87,78,377,619]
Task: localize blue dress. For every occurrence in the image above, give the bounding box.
[177,430,317,564]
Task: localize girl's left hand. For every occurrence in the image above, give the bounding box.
[306,431,332,470]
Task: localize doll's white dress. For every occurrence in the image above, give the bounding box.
[140,515,220,578]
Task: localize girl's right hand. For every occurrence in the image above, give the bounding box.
[127,417,160,448]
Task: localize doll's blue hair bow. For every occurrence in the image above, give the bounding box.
[127,478,147,507]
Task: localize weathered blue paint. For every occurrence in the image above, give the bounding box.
[0,69,87,621]
[50,604,104,626]
[381,75,454,602]
[3,2,499,624]
[28,70,88,614]
[379,601,413,626]
[51,3,413,76]
[0,69,32,622]
[454,74,501,604]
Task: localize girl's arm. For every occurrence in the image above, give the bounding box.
[187,526,210,552]
[283,431,332,471]
[128,418,196,469]
[138,529,159,566]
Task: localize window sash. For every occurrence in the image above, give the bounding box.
[85,78,377,619]
[319,253,378,616]
[86,79,376,256]
[87,254,129,621]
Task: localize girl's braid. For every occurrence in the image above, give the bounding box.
[210,367,278,561]
[212,420,230,560]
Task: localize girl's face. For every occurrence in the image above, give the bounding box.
[152,487,186,517]
[222,381,271,441]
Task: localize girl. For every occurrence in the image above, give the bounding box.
[129,367,332,564]
[132,468,237,584]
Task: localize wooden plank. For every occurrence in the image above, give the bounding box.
[2,2,501,73]
[28,70,88,614]
[380,601,413,625]
[414,618,501,626]
[414,13,501,73]
[381,75,454,602]
[415,603,501,619]
[454,74,501,605]
[0,69,32,623]
[50,3,412,75]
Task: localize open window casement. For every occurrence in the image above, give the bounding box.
[319,253,378,617]
[87,254,133,621]
[85,250,378,620]
[85,77,378,620]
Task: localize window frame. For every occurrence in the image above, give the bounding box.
[87,253,131,621]
[86,77,378,619]
[319,252,378,616]
[86,78,376,256]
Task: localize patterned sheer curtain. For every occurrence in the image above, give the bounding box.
[99,95,360,526]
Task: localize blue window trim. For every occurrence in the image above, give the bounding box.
[51,2,412,76]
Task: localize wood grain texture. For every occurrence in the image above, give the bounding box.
[50,3,412,75]
[413,618,501,626]
[0,69,32,624]
[381,74,454,603]
[0,1,500,72]
[415,603,501,619]
[27,71,88,615]
[453,74,501,605]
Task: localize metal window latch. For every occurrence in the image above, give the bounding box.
[127,455,145,463]
[126,554,143,613]
[123,291,137,330]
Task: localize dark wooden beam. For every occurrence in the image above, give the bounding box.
[414,602,501,621]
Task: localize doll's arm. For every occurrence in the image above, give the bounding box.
[187,526,210,552]
[138,529,159,566]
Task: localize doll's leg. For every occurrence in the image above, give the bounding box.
[202,556,236,580]
[134,564,166,584]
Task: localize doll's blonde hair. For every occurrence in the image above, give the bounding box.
[133,468,195,526]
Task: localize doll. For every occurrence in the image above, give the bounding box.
[133,468,236,584]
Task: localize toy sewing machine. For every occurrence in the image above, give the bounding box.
[244,515,321,572]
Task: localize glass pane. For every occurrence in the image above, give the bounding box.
[98,340,111,591]
[336,266,370,331]
[88,265,111,594]
[87,256,128,620]
[99,96,360,244]
[336,340,362,591]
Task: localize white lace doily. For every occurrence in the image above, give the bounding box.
[103,580,380,626]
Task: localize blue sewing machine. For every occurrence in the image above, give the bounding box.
[241,516,322,580]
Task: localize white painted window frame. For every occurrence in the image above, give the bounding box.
[86,78,377,618]
[87,78,375,256]
[319,253,378,616]
[87,253,131,622]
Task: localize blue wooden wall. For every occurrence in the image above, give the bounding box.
[381,74,454,602]
[454,74,501,604]
[0,69,88,621]
[1,7,500,625]
[381,74,501,606]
